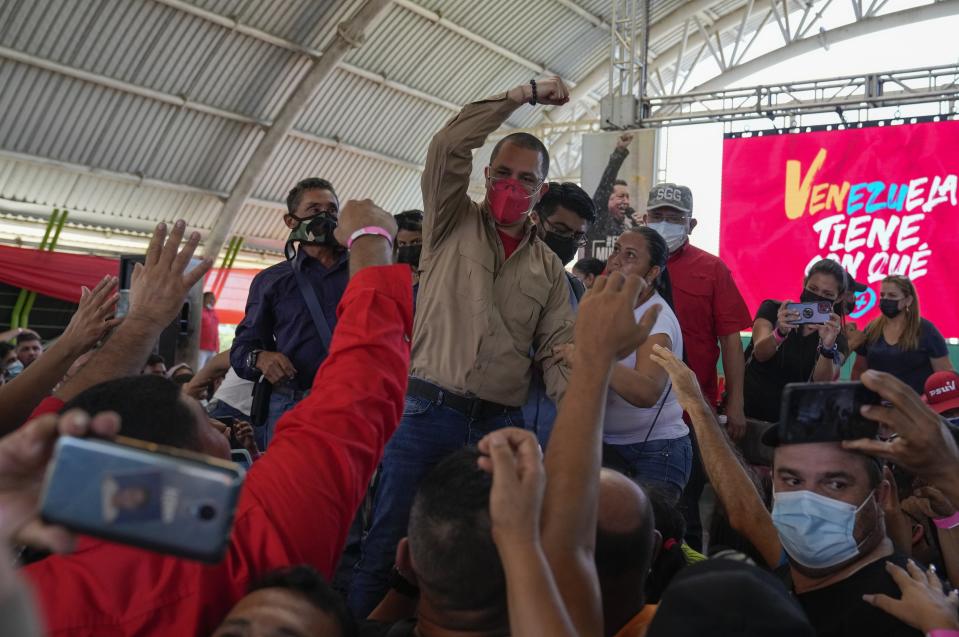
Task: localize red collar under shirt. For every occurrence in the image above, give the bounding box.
[496,228,523,260]
[666,242,751,405]
[25,265,413,637]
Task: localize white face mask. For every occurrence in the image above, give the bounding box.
[646,221,688,254]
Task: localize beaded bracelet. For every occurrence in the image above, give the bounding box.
[529,79,537,106]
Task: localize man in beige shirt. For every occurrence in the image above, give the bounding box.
[349,77,576,615]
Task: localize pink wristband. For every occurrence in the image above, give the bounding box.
[927,630,959,637]
[347,226,393,250]
[934,511,959,530]
[773,327,787,344]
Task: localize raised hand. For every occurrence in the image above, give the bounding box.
[842,370,959,484]
[616,133,634,150]
[863,560,959,633]
[58,275,121,354]
[509,76,570,106]
[913,485,957,520]
[0,409,120,551]
[128,221,212,329]
[650,344,707,415]
[816,312,842,349]
[332,199,398,248]
[477,427,545,549]
[575,272,661,365]
[776,301,799,334]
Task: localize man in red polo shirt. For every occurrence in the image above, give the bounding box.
[644,182,751,549]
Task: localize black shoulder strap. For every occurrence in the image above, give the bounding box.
[289,260,334,353]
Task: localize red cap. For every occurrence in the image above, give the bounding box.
[923,371,959,414]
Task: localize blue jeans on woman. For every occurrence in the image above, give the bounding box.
[347,393,524,617]
[606,435,693,503]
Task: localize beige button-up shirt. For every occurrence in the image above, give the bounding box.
[411,93,574,407]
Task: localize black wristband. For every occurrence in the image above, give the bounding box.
[529,79,537,106]
[817,342,839,359]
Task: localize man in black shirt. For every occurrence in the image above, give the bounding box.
[762,428,922,637]
[655,345,943,636]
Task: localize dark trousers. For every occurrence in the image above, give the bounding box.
[347,393,523,617]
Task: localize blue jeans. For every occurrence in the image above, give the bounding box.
[348,394,524,617]
[607,435,693,503]
[521,371,557,449]
[265,391,304,448]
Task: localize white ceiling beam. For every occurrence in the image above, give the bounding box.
[688,0,959,93]
[392,0,598,104]
[202,0,395,258]
[0,45,266,126]
[152,0,461,112]
[554,0,611,29]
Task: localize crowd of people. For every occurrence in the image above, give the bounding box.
[0,76,957,637]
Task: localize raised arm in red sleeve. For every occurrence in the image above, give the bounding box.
[243,263,413,576]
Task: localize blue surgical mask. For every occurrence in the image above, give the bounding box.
[772,489,874,570]
[646,221,688,254]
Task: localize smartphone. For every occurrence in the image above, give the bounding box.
[231,449,252,470]
[40,436,244,563]
[115,289,130,319]
[778,382,882,444]
[785,301,833,325]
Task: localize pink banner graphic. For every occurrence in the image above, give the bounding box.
[720,120,959,337]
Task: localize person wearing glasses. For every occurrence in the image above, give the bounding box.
[643,182,753,550]
[522,181,597,446]
[349,77,578,616]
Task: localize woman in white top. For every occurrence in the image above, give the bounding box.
[600,226,691,503]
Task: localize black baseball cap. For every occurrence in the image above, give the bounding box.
[646,558,814,637]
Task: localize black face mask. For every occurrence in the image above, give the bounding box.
[879,298,903,318]
[397,244,422,268]
[543,231,579,265]
[800,289,833,304]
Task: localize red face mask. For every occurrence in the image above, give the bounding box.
[487,178,534,225]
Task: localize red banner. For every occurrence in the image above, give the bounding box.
[0,244,259,325]
[720,120,959,337]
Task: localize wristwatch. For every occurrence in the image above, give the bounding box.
[246,349,262,372]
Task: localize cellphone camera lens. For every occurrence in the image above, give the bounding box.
[196,504,217,521]
[802,308,814,319]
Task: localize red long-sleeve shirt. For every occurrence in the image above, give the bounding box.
[25,265,413,636]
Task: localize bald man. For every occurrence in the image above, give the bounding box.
[595,469,659,637]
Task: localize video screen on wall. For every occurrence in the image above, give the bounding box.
[720,119,959,337]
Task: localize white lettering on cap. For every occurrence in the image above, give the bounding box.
[930,380,957,398]
[656,186,683,203]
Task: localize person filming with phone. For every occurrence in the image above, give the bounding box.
[743,258,849,423]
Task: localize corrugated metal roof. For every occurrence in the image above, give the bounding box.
[0,0,757,253]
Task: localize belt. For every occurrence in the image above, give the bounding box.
[407,378,515,420]
[271,383,310,401]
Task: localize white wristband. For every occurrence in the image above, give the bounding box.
[347,226,393,250]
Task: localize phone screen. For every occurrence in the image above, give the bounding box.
[779,382,881,444]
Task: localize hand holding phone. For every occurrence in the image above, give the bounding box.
[784,301,833,325]
[778,382,882,444]
[40,436,244,563]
